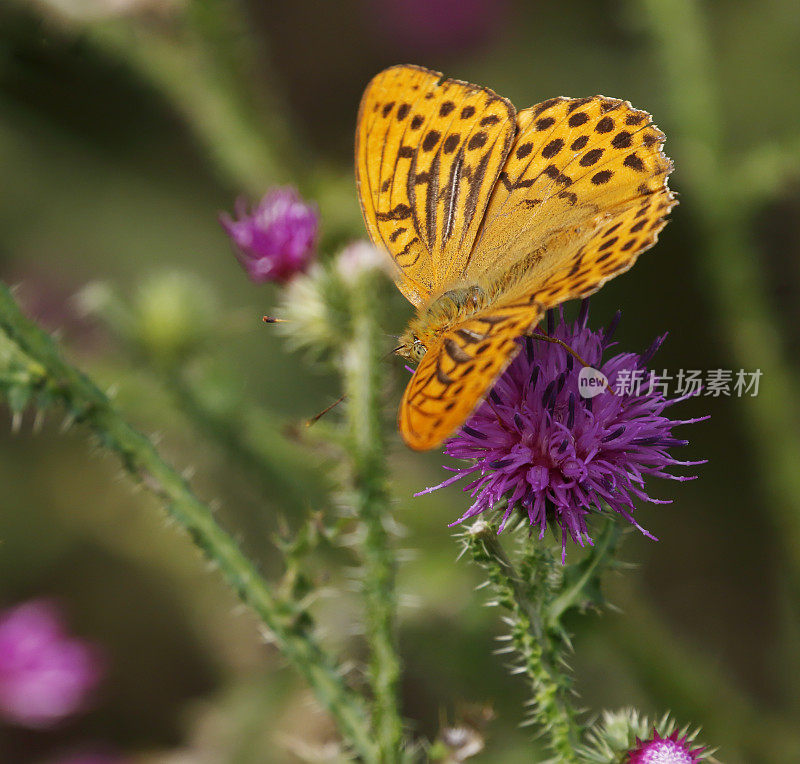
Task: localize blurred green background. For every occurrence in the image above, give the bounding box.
[1,0,800,761]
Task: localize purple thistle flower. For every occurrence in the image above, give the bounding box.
[220,187,319,284]
[627,729,705,763]
[0,599,104,729]
[417,302,706,562]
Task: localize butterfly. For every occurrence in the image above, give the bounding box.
[355,64,675,450]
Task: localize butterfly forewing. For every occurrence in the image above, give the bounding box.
[399,301,543,451]
[356,64,516,305]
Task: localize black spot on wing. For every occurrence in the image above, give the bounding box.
[423,130,440,152]
[568,112,589,127]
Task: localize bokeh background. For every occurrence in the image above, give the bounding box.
[1,0,800,761]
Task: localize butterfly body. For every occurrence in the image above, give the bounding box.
[398,285,492,361]
[356,65,675,450]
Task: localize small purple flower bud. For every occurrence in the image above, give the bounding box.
[220,187,319,284]
[628,728,705,763]
[0,599,104,728]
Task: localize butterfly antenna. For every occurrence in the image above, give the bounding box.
[306,394,347,427]
[531,330,616,395]
[383,345,405,361]
[262,317,348,422]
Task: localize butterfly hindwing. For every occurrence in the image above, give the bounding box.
[525,192,675,310]
[356,64,516,305]
[399,300,543,451]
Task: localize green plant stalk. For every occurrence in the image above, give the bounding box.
[342,272,404,760]
[639,0,800,580]
[30,0,364,241]
[81,0,300,196]
[546,519,621,628]
[733,135,800,211]
[0,283,379,762]
[467,521,580,761]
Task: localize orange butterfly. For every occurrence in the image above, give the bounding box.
[355,65,675,450]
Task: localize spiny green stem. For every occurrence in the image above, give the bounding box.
[0,283,378,762]
[466,522,580,762]
[639,0,800,582]
[342,273,403,761]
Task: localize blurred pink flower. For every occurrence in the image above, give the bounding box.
[368,0,510,55]
[0,600,104,729]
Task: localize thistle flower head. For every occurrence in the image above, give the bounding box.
[579,710,710,764]
[418,302,706,561]
[627,729,706,763]
[220,187,318,284]
[131,271,217,364]
[278,241,390,357]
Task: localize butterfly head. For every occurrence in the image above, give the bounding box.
[395,285,488,364]
[395,330,429,363]
[396,310,447,362]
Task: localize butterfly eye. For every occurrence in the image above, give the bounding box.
[412,339,427,359]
